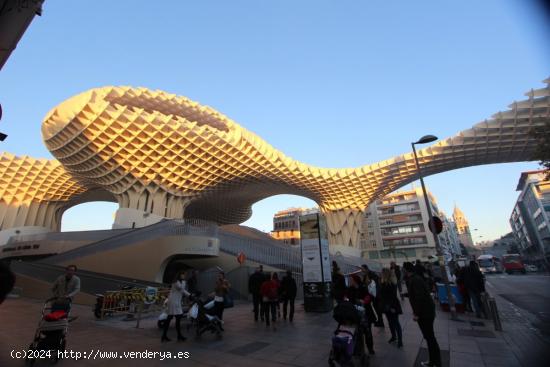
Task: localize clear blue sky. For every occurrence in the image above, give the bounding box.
[0,1,548,242]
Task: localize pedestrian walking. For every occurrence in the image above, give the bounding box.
[280,270,297,322]
[213,271,230,327]
[361,264,384,327]
[248,265,265,322]
[390,261,404,300]
[331,261,347,303]
[455,266,472,312]
[52,265,81,301]
[260,272,280,327]
[463,260,486,318]
[415,259,427,278]
[0,262,15,306]
[161,270,190,342]
[348,274,376,355]
[403,262,441,367]
[380,268,403,348]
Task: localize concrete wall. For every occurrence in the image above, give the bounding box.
[0,226,51,246]
[14,273,96,306]
[112,207,165,229]
[55,234,220,283]
[330,244,362,258]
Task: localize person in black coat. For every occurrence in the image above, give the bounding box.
[455,266,472,312]
[403,262,441,367]
[390,261,404,300]
[362,264,384,327]
[248,265,266,322]
[280,270,297,322]
[0,262,15,305]
[463,261,486,318]
[379,268,403,348]
[348,274,376,355]
[331,262,347,303]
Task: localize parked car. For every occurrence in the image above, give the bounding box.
[525,264,538,273]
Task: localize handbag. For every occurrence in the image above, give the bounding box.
[223,294,234,308]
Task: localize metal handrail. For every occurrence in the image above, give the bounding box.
[6,228,131,244]
[218,230,303,273]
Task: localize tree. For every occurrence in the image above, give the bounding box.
[531,121,550,179]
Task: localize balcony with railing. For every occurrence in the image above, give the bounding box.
[378,206,421,217]
[383,236,428,248]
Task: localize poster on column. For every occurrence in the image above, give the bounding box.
[300,214,322,282]
[318,217,332,282]
[300,212,332,312]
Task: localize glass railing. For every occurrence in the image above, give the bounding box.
[6,229,131,244]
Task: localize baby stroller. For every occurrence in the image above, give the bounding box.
[187,297,223,338]
[329,300,369,367]
[26,298,74,366]
[157,292,196,329]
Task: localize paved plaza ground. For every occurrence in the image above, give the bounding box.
[1,290,549,367]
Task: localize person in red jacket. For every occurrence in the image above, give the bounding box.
[260,272,280,327]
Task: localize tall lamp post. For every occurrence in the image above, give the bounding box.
[411,135,457,319]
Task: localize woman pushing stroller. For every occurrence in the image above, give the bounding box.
[329,273,374,367]
[161,270,191,342]
[347,274,376,356]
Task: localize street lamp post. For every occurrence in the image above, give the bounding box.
[411,135,458,319]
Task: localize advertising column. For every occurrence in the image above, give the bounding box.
[300,212,332,312]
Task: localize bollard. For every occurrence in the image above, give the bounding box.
[488,297,502,331]
[481,292,491,320]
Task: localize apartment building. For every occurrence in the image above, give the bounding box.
[453,205,474,248]
[270,207,314,245]
[510,170,550,266]
[361,187,461,266]
[440,211,462,256]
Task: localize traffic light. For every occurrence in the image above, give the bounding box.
[428,216,443,234]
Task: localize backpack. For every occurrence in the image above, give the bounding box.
[267,283,278,300]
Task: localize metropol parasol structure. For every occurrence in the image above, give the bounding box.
[0,78,548,250]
